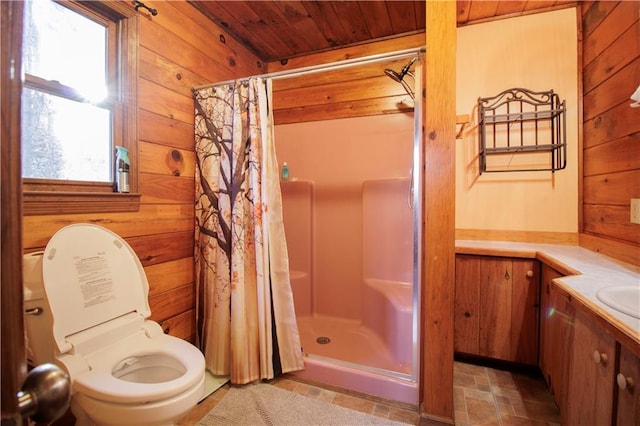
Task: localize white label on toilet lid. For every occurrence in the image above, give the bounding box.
[43,224,151,353]
[73,253,115,307]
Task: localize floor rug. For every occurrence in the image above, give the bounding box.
[197,383,410,425]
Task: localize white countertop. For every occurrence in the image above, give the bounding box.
[456,240,640,343]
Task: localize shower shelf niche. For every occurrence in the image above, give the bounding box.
[478,88,566,174]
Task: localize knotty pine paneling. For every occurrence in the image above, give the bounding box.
[146,257,194,297]
[139,110,194,151]
[466,1,500,22]
[584,170,640,206]
[274,75,407,109]
[583,58,639,121]
[584,205,640,245]
[583,20,639,93]
[139,2,264,84]
[273,57,410,91]
[139,46,210,95]
[127,230,194,267]
[296,2,351,47]
[21,0,263,344]
[581,0,619,40]
[267,32,424,120]
[580,1,640,265]
[139,79,193,125]
[583,134,640,177]
[23,204,194,250]
[382,2,418,34]
[274,96,414,125]
[269,30,425,73]
[582,1,639,66]
[159,309,196,343]
[139,141,196,178]
[149,283,194,323]
[268,33,424,124]
[139,173,194,204]
[583,101,640,149]
[358,2,393,38]
[193,1,294,60]
[275,4,333,52]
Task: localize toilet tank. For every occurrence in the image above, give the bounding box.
[23,251,56,366]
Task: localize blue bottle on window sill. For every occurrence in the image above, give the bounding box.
[282,162,289,181]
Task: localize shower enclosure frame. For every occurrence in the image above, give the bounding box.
[410,60,424,388]
[194,47,425,402]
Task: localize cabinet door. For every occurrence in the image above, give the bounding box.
[539,266,573,406]
[479,257,513,360]
[454,255,480,355]
[455,255,539,365]
[510,259,539,365]
[564,309,616,425]
[616,344,640,425]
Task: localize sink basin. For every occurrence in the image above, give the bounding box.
[596,286,640,319]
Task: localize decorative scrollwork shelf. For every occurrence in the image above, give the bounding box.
[478,88,566,174]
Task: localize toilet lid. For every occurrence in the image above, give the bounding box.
[43,224,150,354]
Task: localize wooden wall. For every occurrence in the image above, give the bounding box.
[267,33,424,124]
[21,0,264,343]
[580,0,640,266]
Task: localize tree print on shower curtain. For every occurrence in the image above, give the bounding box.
[193,78,304,384]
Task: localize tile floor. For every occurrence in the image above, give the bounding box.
[178,361,560,425]
[453,361,560,426]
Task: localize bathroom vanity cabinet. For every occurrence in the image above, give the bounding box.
[617,343,640,425]
[563,308,617,424]
[538,267,639,425]
[562,307,640,425]
[455,248,640,425]
[539,264,574,406]
[454,255,539,365]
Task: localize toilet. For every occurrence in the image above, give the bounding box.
[23,224,205,426]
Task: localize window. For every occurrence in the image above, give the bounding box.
[21,0,138,215]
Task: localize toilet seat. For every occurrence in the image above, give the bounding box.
[66,325,205,404]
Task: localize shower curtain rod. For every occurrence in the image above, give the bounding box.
[192,46,425,91]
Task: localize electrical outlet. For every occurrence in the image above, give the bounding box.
[631,199,640,225]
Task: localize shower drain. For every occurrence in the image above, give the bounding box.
[316,336,331,344]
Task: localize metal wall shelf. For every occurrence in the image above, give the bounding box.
[478,88,566,174]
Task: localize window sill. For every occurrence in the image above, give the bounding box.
[23,191,141,216]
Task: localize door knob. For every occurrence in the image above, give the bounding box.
[17,363,71,423]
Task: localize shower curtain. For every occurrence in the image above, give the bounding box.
[193,78,304,384]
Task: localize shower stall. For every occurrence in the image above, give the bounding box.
[274,55,422,404]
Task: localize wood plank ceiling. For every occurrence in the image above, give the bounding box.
[189,1,577,63]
